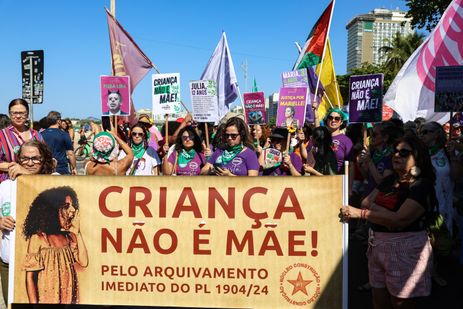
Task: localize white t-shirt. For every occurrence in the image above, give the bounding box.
[0,180,16,264]
[119,146,161,176]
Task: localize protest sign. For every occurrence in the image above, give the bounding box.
[100,76,131,116]
[276,87,307,128]
[11,175,344,308]
[152,73,182,116]
[190,80,219,123]
[243,92,266,125]
[348,74,383,123]
[435,66,463,112]
[281,69,309,88]
[21,50,44,104]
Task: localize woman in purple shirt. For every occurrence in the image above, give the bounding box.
[163,127,206,176]
[201,117,259,176]
[323,107,353,174]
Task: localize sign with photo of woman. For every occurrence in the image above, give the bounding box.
[276,87,307,128]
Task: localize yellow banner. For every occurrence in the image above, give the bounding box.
[13,175,343,308]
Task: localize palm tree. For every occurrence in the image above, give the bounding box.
[379,32,425,75]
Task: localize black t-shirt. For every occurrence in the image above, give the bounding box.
[370,175,437,233]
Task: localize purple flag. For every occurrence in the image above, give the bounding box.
[201,32,239,119]
[106,9,153,122]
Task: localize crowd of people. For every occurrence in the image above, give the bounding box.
[0,98,463,307]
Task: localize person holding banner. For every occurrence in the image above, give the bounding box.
[118,123,161,176]
[0,99,44,182]
[323,107,353,173]
[163,126,207,176]
[0,140,55,305]
[341,135,436,308]
[201,117,259,176]
[23,186,88,304]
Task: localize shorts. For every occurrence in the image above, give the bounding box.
[367,230,433,298]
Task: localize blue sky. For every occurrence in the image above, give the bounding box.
[0,0,408,119]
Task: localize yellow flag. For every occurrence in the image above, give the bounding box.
[315,39,343,120]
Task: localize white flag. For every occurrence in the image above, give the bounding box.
[201,32,239,119]
[384,0,463,123]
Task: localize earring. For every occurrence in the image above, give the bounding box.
[410,166,421,177]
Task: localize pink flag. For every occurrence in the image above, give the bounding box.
[384,0,463,123]
[106,9,153,123]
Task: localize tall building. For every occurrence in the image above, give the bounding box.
[267,93,279,123]
[346,8,413,72]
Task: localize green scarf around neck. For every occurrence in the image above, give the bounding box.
[178,148,196,168]
[217,144,243,165]
[132,142,146,159]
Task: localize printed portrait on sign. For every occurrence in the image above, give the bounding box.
[100,76,131,116]
[23,186,88,304]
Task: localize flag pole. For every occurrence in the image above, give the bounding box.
[110,0,118,130]
[313,0,336,109]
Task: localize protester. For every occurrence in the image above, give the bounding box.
[0,114,10,129]
[61,118,75,142]
[201,117,259,176]
[163,126,208,176]
[138,114,163,151]
[0,140,55,305]
[23,186,88,304]
[252,124,271,168]
[41,111,77,175]
[0,99,44,182]
[322,107,353,173]
[340,134,436,308]
[84,128,133,176]
[303,126,337,175]
[262,127,302,176]
[119,123,160,175]
[293,125,311,163]
[419,121,454,287]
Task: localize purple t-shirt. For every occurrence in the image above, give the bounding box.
[263,152,303,176]
[168,151,205,176]
[364,150,393,196]
[209,147,259,176]
[332,134,353,173]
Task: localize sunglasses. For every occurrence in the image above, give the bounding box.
[393,148,413,158]
[181,135,194,141]
[328,115,341,122]
[224,133,239,140]
[131,132,144,137]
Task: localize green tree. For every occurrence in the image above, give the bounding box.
[379,32,425,76]
[405,0,452,31]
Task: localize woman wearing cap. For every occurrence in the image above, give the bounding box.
[138,114,163,152]
[0,99,44,182]
[323,107,353,173]
[118,123,160,176]
[263,127,303,176]
[163,126,207,176]
[201,117,259,176]
[84,125,133,176]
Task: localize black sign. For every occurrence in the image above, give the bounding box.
[21,50,44,104]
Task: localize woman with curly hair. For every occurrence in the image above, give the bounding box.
[118,123,161,175]
[0,140,55,305]
[23,186,88,304]
[201,117,259,176]
[163,126,207,176]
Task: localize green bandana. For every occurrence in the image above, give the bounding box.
[132,142,146,159]
[428,144,442,156]
[178,149,196,168]
[216,144,243,165]
[372,146,392,164]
